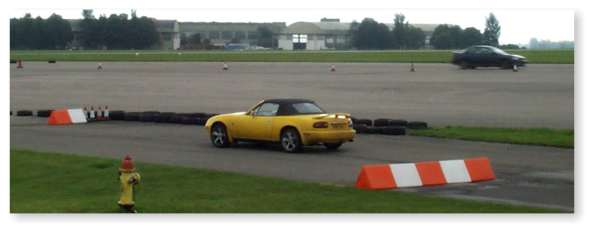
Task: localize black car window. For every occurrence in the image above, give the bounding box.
[292,102,325,114]
[254,103,279,116]
[466,47,479,54]
[477,47,493,54]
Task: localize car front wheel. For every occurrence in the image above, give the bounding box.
[211,123,230,148]
[280,128,302,153]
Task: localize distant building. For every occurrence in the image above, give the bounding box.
[155,20,180,50]
[67,17,437,50]
[278,18,438,50]
[178,22,286,47]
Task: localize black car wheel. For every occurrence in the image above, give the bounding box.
[280,128,302,153]
[460,61,470,69]
[324,142,343,150]
[211,123,230,148]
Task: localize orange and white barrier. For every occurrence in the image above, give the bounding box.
[355,157,495,190]
[48,108,88,125]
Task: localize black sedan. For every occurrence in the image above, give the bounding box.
[452,45,527,69]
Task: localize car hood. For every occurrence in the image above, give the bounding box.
[510,54,526,60]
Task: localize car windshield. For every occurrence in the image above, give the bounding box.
[292,102,325,114]
[491,47,509,55]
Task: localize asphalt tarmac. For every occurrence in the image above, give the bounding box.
[10,117,574,211]
[10,62,573,128]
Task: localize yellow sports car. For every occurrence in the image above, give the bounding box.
[204,98,356,152]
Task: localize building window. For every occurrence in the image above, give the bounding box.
[292,34,308,43]
[222,31,234,40]
[235,31,246,40]
[208,31,220,39]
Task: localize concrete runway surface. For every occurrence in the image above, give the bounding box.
[10,62,573,128]
[11,117,573,211]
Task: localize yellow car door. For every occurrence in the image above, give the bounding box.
[237,103,279,141]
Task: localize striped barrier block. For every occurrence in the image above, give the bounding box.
[355,157,495,190]
[48,108,87,125]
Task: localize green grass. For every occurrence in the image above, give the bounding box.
[409,126,574,148]
[10,49,573,64]
[10,149,560,213]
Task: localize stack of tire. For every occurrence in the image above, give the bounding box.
[351,117,428,136]
[113,111,217,126]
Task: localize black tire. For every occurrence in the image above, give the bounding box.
[460,61,470,69]
[124,112,141,121]
[324,142,343,150]
[380,126,407,136]
[388,119,408,127]
[353,118,372,126]
[109,111,126,120]
[48,60,56,64]
[407,121,428,129]
[187,112,207,118]
[10,59,16,64]
[170,114,184,124]
[203,113,219,120]
[156,112,175,123]
[366,127,382,134]
[16,110,33,116]
[140,111,160,122]
[196,118,207,126]
[373,118,391,127]
[353,124,369,134]
[280,128,303,153]
[36,110,53,117]
[210,123,231,148]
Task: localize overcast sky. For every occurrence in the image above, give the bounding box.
[10,8,574,45]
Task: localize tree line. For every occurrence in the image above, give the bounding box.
[10,13,73,49]
[10,10,161,50]
[11,11,504,50]
[350,13,502,50]
[78,10,160,49]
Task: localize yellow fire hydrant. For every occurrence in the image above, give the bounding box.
[118,155,141,213]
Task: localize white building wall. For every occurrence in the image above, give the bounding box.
[278,38,293,50]
[306,39,326,50]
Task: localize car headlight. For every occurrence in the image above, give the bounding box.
[348,119,353,128]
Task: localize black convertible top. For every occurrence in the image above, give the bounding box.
[262,98,315,104]
[259,98,323,115]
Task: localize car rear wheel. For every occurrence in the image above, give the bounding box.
[211,123,230,148]
[280,128,302,153]
[324,142,343,150]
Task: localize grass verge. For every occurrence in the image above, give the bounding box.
[10,149,559,213]
[409,126,573,148]
[10,49,573,64]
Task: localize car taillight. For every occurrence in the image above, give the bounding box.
[313,122,329,128]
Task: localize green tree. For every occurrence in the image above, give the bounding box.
[351,18,393,50]
[430,24,465,49]
[392,14,427,49]
[392,14,407,49]
[45,14,73,49]
[461,27,483,48]
[483,13,501,46]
